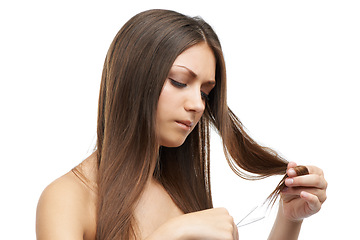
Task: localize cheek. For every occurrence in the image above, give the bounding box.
[193,112,204,130]
[157,82,179,111]
[156,85,175,128]
[158,83,171,104]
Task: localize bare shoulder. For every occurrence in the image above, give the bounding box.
[36,154,97,240]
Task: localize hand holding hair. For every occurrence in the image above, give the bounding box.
[279,162,328,222]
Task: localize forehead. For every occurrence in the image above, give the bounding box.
[172,42,216,80]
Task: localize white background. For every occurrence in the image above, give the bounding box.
[1,0,359,239]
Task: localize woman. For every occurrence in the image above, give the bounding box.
[36,9,327,239]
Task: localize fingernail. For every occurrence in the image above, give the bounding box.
[285,178,293,185]
[300,191,309,198]
[288,168,296,176]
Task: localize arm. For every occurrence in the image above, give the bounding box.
[145,208,239,240]
[268,202,303,240]
[268,162,327,240]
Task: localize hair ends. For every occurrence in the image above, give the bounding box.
[266,165,309,207]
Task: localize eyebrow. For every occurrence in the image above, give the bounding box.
[173,65,216,85]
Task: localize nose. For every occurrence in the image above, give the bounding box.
[184,89,205,113]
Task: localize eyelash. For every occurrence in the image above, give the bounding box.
[169,79,210,101]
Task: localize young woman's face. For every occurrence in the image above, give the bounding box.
[156,42,216,147]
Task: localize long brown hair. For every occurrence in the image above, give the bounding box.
[96,9,306,239]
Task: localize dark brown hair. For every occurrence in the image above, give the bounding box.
[96,9,307,239]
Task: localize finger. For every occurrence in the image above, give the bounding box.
[305,165,325,176]
[287,162,297,170]
[300,191,322,213]
[281,187,327,203]
[285,174,327,189]
[233,221,239,240]
[287,167,298,178]
[287,165,325,178]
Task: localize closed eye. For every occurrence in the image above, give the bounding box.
[169,78,186,88]
[169,78,209,101]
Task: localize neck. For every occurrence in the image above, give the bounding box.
[151,147,162,181]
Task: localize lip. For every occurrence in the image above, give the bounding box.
[175,120,194,131]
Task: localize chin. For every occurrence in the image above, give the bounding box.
[160,137,187,148]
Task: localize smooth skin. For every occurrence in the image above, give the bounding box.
[36,43,327,240]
